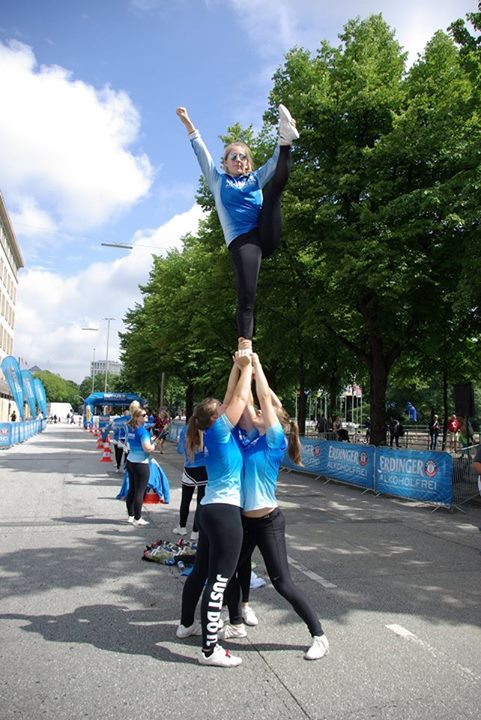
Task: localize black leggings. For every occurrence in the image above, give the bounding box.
[180,503,243,652]
[125,460,150,520]
[225,508,323,637]
[114,444,124,470]
[229,146,291,339]
[179,484,206,531]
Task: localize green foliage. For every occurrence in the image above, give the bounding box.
[118,12,481,444]
[33,370,81,407]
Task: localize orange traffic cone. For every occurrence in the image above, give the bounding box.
[100,443,112,463]
[96,436,104,449]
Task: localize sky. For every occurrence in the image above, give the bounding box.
[0,0,475,384]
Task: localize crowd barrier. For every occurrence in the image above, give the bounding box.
[167,422,477,510]
[0,418,48,448]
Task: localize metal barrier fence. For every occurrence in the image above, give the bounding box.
[451,444,481,509]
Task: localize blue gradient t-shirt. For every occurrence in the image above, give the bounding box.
[126,425,150,463]
[242,419,287,511]
[201,414,243,506]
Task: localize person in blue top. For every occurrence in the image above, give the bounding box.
[176,353,252,668]
[173,423,208,541]
[176,104,299,359]
[125,407,158,526]
[222,353,329,661]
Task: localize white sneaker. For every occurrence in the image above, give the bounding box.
[127,516,134,524]
[176,622,202,639]
[133,518,149,526]
[199,644,242,667]
[279,103,299,145]
[190,531,199,541]
[305,634,329,660]
[241,605,258,626]
[218,623,247,640]
[173,525,187,536]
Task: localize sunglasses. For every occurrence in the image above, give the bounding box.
[227,152,247,162]
[141,413,148,418]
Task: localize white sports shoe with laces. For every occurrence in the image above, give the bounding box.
[305,634,329,660]
[241,605,258,626]
[279,103,299,145]
[199,644,242,667]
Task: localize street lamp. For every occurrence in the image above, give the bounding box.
[103,317,115,393]
[101,242,160,250]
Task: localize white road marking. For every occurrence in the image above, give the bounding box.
[386,623,481,682]
[287,555,337,588]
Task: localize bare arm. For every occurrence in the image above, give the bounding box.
[252,354,278,429]
[219,359,240,413]
[473,462,481,474]
[224,356,252,427]
[176,106,196,135]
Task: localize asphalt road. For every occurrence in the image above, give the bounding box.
[0,424,480,720]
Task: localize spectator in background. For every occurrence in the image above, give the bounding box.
[389,418,404,448]
[10,410,17,422]
[315,415,328,435]
[447,414,459,452]
[153,410,170,454]
[457,416,474,450]
[406,402,417,422]
[365,417,371,443]
[428,413,441,450]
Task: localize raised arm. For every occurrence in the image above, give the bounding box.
[176,106,196,135]
[252,354,278,429]
[223,354,252,428]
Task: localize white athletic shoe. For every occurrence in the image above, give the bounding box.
[279,103,299,145]
[190,531,199,541]
[127,516,135,524]
[133,518,149,526]
[218,623,247,640]
[305,634,329,660]
[241,605,258,626]
[173,525,187,536]
[176,622,202,639]
[199,644,242,667]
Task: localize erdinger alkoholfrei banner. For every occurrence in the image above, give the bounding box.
[282,438,375,491]
[20,369,37,418]
[33,378,47,417]
[1,355,25,420]
[375,448,453,507]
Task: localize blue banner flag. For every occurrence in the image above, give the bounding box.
[20,369,37,418]
[33,378,47,417]
[1,355,25,420]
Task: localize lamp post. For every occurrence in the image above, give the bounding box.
[91,348,96,393]
[103,317,115,393]
[81,327,99,393]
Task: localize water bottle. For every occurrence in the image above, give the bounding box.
[177,560,185,572]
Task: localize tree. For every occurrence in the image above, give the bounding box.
[266,14,480,444]
[32,370,80,407]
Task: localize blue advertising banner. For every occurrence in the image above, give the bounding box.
[282,439,375,490]
[1,355,25,419]
[319,441,375,490]
[20,369,37,418]
[282,437,324,475]
[375,448,453,507]
[33,378,47,417]
[0,423,12,447]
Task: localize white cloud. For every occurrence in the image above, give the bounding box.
[226,0,474,66]
[13,204,205,384]
[0,40,153,232]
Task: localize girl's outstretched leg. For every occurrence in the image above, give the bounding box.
[257,145,292,258]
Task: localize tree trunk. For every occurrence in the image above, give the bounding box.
[368,337,389,446]
[297,356,306,435]
[441,366,448,451]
